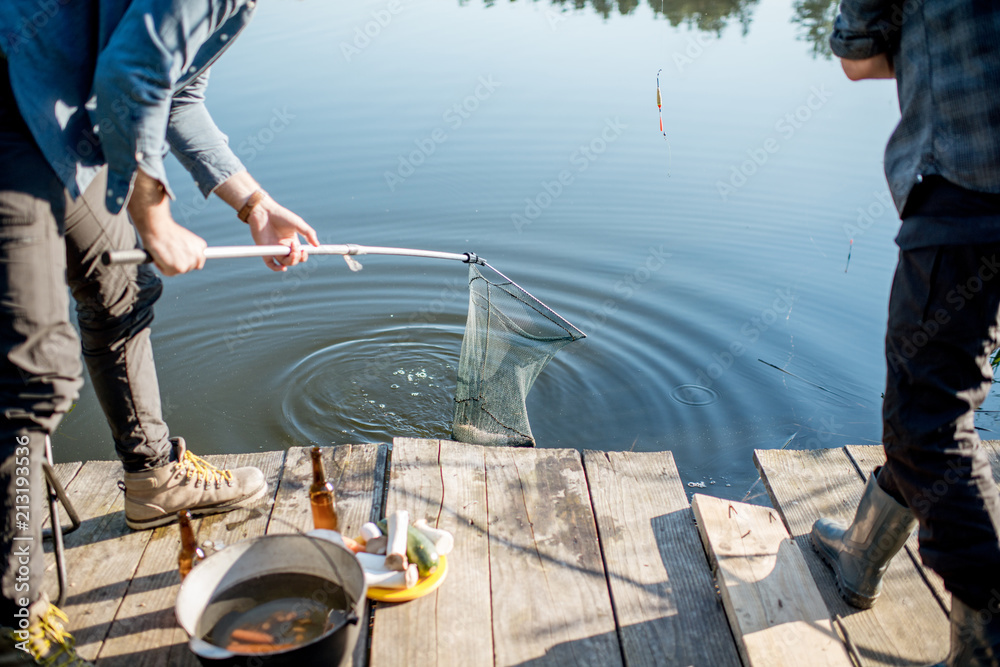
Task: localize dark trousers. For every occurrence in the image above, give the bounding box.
[0,64,171,620]
[878,243,1000,612]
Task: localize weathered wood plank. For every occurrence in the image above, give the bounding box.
[51,461,83,485]
[267,444,388,537]
[266,444,388,667]
[369,438,493,667]
[692,494,853,667]
[39,461,84,597]
[754,448,949,666]
[982,439,1000,480]
[45,461,84,515]
[95,451,284,667]
[485,447,623,667]
[583,450,740,667]
[44,461,153,662]
[38,461,83,535]
[844,445,950,612]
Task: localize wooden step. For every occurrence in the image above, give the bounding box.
[755,447,949,666]
[692,494,853,667]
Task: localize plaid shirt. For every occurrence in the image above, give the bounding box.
[831,1,1000,215]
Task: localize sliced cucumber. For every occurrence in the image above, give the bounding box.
[377,518,440,577]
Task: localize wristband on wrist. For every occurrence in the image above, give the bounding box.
[237,189,268,223]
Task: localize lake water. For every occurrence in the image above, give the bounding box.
[55,0,991,501]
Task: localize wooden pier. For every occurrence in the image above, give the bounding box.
[36,438,1000,666]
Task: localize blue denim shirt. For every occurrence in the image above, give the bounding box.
[0,0,254,213]
[830,1,1000,217]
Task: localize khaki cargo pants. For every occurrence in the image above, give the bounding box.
[0,62,171,619]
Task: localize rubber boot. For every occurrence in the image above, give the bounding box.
[926,596,1000,667]
[810,469,917,608]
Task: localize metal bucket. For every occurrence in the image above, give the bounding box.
[175,533,367,667]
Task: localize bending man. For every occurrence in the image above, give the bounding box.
[0,2,319,664]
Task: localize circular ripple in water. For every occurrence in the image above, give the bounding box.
[669,384,720,407]
[280,326,462,445]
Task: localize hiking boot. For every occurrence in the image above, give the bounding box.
[927,596,1000,667]
[0,595,92,666]
[810,468,917,609]
[122,437,267,530]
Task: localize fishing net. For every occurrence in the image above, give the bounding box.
[452,263,585,447]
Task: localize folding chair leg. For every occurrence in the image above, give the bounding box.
[42,435,80,608]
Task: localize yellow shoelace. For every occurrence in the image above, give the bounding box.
[27,604,89,666]
[181,449,234,485]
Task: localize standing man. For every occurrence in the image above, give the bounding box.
[808,2,1000,666]
[0,1,319,663]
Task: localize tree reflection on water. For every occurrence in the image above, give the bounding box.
[462,0,840,57]
[791,0,838,58]
[651,0,757,36]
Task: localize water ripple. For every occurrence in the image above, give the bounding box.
[279,325,462,445]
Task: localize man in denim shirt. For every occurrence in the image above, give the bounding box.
[809,3,1000,665]
[0,2,319,663]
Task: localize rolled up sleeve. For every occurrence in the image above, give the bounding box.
[167,71,245,198]
[89,0,254,213]
[830,0,898,60]
[91,8,177,214]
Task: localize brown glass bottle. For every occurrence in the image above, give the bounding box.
[309,446,339,531]
[177,510,205,581]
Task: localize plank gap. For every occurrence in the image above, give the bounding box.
[580,449,629,667]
